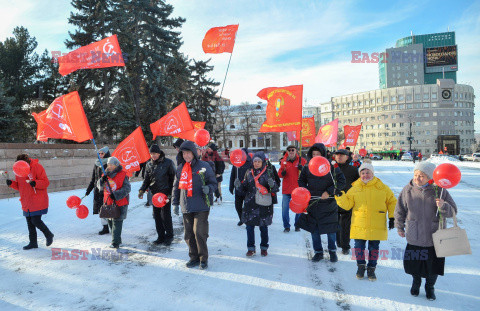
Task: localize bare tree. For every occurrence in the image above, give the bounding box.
[237,101,258,149]
[213,99,233,148]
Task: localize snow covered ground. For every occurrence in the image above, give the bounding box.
[1,160,479,311]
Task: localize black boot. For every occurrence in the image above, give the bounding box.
[99,225,109,235]
[311,252,324,262]
[356,264,366,279]
[367,266,377,281]
[410,275,421,297]
[23,243,38,250]
[425,275,438,301]
[45,232,54,247]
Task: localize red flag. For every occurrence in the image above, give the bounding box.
[202,25,239,54]
[150,102,194,139]
[343,124,362,146]
[112,127,150,177]
[286,131,297,141]
[315,119,338,147]
[339,142,346,150]
[32,91,93,142]
[58,35,125,76]
[175,121,206,141]
[258,85,303,133]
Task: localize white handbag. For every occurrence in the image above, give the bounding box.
[432,211,472,257]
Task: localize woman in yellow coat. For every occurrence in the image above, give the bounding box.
[335,162,397,281]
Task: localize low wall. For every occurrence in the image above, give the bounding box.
[0,143,177,199]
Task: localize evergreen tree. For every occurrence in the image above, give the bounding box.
[0,80,18,142]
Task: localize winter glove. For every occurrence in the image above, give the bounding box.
[334,189,343,197]
[297,164,303,172]
[234,178,241,189]
[267,178,275,188]
[202,185,210,195]
[281,170,286,177]
[28,181,36,188]
[85,189,91,196]
[388,218,395,230]
[138,190,144,199]
[101,175,108,183]
[6,179,12,186]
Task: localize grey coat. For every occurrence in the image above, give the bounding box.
[394,180,457,247]
[96,165,131,220]
[172,141,217,214]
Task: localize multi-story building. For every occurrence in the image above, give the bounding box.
[326,79,475,155]
[379,31,457,89]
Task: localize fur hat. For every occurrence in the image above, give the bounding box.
[358,162,374,175]
[414,161,436,179]
[107,157,120,166]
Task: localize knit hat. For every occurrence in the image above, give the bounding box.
[414,161,436,179]
[358,162,374,175]
[99,146,109,154]
[107,157,120,166]
[149,144,161,154]
[173,138,185,149]
[208,143,218,151]
[286,145,297,150]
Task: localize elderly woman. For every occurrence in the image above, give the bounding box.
[6,154,54,250]
[236,151,279,257]
[395,162,457,301]
[335,162,396,281]
[172,141,217,269]
[97,157,131,249]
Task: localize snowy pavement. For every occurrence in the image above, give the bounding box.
[0,161,479,311]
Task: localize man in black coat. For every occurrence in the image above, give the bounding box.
[138,144,176,246]
[202,143,225,203]
[229,148,253,226]
[333,149,360,255]
[297,143,346,263]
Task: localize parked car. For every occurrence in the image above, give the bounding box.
[401,153,413,161]
[370,154,383,160]
[473,153,480,162]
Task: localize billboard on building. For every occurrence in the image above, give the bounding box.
[425,45,457,67]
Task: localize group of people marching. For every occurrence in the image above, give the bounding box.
[6,139,458,301]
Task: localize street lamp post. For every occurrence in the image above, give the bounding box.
[407,116,414,152]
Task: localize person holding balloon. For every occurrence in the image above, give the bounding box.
[229,148,253,226]
[85,146,111,235]
[172,140,217,269]
[335,161,396,281]
[296,143,346,263]
[235,151,279,257]
[6,154,54,250]
[394,162,458,301]
[138,144,176,246]
[97,157,131,249]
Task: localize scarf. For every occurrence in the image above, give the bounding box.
[179,162,193,197]
[252,166,268,195]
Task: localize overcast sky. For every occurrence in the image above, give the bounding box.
[1,0,479,131]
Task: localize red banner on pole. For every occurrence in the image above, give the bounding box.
[258,85,303,133]
[315,119,338,147]
[175,121,206,142]
[299,116,316,147]
[150,102,194,139]
[112,127,150,177]
[58,35,125,76]
[343,123,362,146]
[32,91,93,142]
[202,25,239,54]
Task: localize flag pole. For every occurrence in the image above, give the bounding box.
[91,137,117,202]
[218,24,238,100]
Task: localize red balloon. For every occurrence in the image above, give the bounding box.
[12,160,30,178]
[308,156,331,177]
[359,149,367,157]
[76,205,89,219]
[291,187,311,206]
[194,129,210,147]
[369,154,373,158]
[152,193,168,208]
[67,196,82,208]
[289,200,308,214]
[433,163,461,189]
[229,149,247,167]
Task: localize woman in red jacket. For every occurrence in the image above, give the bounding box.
[6,154,54,250]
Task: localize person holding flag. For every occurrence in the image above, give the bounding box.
[6,154,54,250]
[172,141,217,269]
[278,145,307,232]
[139,145,176,246]
[85,146,111,235]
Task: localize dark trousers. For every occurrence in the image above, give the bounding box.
[153,201,174,241]
[353,239,380,267]
[26,215,52,245]
[246,225,269,251]
[234,194,244,221]
[336,210,352,250]
[183,211,209,262]
[107,219,124,246]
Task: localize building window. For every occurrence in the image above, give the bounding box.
[266,138,271,147]
[252,139,257,147]
[383,96,388,103]
[228,141,233,148]
[391,96,396,102]
[415,94,421,101]
[239,140,244,148]
[423,93,429,100]
[407,94,412,101]
[399,95,404,101]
